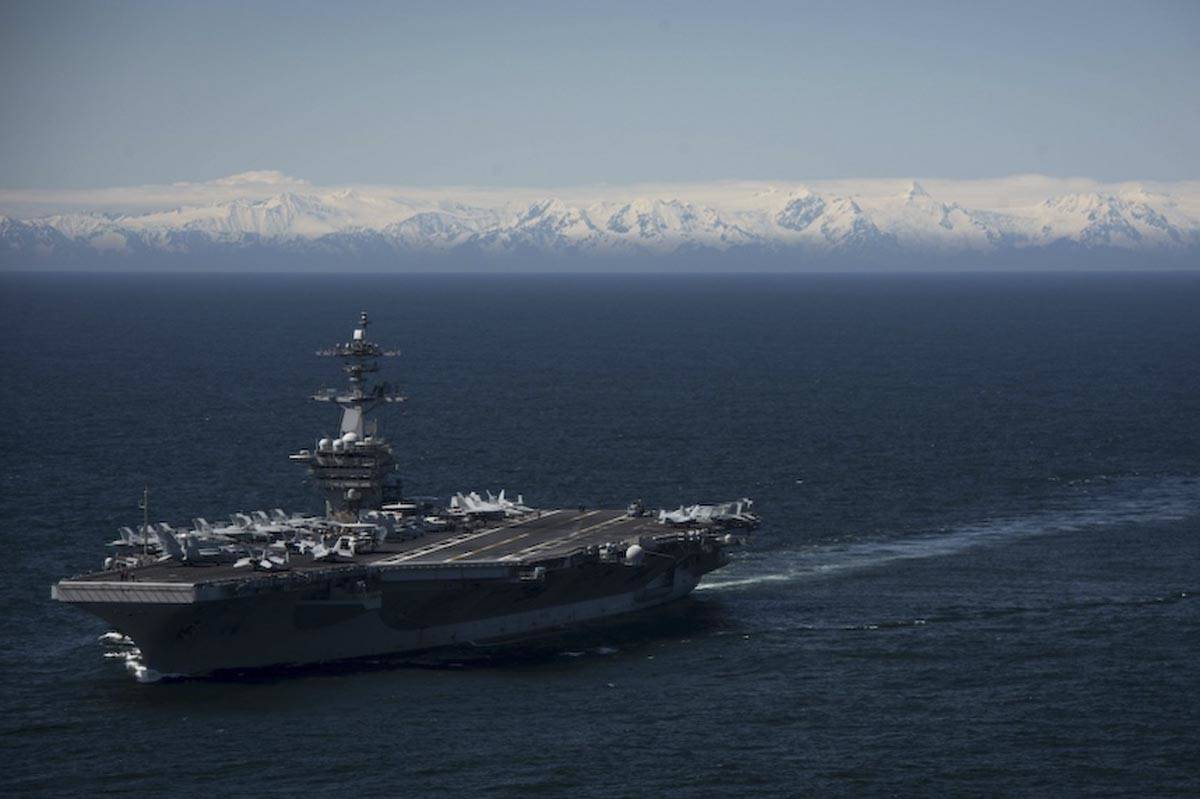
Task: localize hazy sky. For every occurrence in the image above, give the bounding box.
[2,0,1198,190]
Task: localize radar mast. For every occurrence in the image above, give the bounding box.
[290,312,404,518]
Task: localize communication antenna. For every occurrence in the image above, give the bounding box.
[138,486,150,559]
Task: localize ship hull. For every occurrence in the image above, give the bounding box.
[64,545,724,676]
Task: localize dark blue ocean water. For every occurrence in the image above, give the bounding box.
[1,272,1198,798]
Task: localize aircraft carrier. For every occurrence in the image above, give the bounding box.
[52,313,758,678]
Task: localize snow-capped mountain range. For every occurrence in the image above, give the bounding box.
[3,172,1199,266]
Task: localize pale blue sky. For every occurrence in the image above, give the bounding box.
[2,0,1198,189]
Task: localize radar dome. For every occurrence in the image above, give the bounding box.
[624,544,645,566]
[342,432,358,444]
[318,438,332,451]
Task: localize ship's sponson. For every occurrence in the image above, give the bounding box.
[53,507,748,675]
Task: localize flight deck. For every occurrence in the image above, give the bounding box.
[64,509,683,589]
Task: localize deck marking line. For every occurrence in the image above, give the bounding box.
[381,511,561,564]
[447,532,531,562]
[500,512,632,561]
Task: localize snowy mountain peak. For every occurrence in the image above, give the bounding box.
[775,190,827,232]
[1039,192,1116,213]
[518,197,574,222]
[904,181,931,200]
[784,185,819,201]
[263,192,305,209]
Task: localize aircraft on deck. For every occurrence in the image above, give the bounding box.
[448,490,532,519]
[658,499,759,529]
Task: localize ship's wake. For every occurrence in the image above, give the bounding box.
[697,476,1200,592]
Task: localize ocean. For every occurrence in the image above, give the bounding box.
[1,271,1197,797]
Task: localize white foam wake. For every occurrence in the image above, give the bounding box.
[697,477,1199,592]
[99,631,167,683]
[124,656,163,684]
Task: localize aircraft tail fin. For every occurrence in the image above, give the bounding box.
[155,528,185,560]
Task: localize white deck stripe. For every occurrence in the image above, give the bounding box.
[380,510,563,564]
[500,512,629,561]
[447,531,531,562]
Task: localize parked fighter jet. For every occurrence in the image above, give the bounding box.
[448,490,532,519]
[233,547,292,571]
[657,499,759,529]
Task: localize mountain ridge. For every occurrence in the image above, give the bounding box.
[3,175,1199,266]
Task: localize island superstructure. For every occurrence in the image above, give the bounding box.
[52,313,758,678]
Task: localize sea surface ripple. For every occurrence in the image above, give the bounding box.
[0,272,1197,798]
